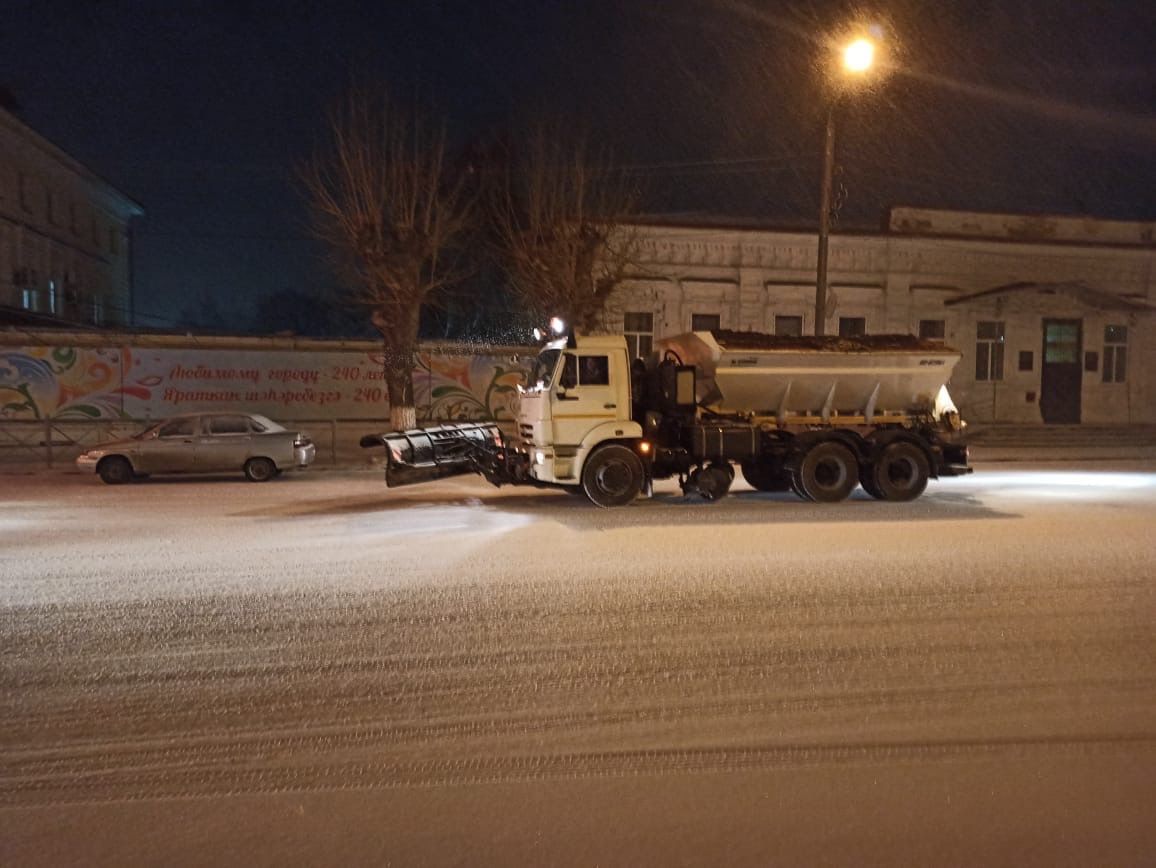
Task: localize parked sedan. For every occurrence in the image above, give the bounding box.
[76,412,316,484]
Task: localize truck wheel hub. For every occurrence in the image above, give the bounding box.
[595,462,632,495]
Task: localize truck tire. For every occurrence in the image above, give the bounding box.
[871,441,930,501]
[797,441,858,503]
[740,460,791,492]
[859,465,884,499]
[689,463,733,501]
[582,445,643,508]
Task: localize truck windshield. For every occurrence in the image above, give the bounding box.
[528,349,561,390]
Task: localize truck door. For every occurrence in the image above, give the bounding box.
[552,352,619,445]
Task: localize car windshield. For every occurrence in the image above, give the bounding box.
[528,349,561,390]
[132,420,168,439]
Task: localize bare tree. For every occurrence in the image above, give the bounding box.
[491,125,642,334]
[301,89,474,430]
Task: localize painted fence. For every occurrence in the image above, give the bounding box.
[0,334,530,424]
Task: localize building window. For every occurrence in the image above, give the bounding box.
[22,288,37,310]
[1103,325,1127,383]
[1019,350,1034,372]
[975,321,1005,381]
[918,319,945,340]
[19,173,32,212]
[838,317,866,337]
[775,315,803,337]
[108,227,120,255]
[691,313,720,332]
[623,312,654,359]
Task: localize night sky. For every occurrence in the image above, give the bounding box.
[4,0,1155,334]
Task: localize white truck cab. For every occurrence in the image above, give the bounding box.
[516,335,643,490]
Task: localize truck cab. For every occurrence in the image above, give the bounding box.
[516,335,645,498]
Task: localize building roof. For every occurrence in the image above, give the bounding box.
[0,107,144,218]
[944,281,1153,313]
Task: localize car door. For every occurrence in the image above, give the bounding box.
[198,414,255,472]
[135,417,200,473]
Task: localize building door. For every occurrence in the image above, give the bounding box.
[1040,319,1082,424]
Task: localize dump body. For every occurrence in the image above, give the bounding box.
[659,330,961,421]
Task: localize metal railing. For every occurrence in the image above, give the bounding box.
[0,417,406,469]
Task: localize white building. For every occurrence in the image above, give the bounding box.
[604,207,1155,425]
[0,107,143,327]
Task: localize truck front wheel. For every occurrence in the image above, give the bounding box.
[582,445,643,508]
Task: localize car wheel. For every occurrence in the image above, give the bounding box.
[871,441,930,502]
[581,445,643,508]
[97,456,134,485]
[244,457,278,482]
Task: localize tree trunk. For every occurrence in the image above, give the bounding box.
[374,302,422,432]
[384,359,417,431]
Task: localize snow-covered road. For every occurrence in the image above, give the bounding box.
[2,465,1155,865]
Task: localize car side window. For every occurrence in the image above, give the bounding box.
[209,415,252,435]
[157,418,197,438]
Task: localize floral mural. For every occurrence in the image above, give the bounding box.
[0,343,528,422]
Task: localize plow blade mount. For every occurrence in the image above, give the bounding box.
[360,422,503,488]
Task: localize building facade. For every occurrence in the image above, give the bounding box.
[603,208,1155,424]
[0,108,143,328]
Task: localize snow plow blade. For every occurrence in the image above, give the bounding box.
[359,422,504,488]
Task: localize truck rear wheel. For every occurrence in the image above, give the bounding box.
[859,465,884,499]
[872,441,930,501]
[582,445,643,508]
[740,460,791,492]
[797,441,858,503]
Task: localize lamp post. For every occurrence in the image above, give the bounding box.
[815,36,877,337]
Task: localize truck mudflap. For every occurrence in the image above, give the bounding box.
[936,441,973,477]
[359,422,507,488]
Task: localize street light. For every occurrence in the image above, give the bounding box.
[815,33,879,336]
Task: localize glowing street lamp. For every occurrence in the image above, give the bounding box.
[815,33,879,336]
[842,38,876,74]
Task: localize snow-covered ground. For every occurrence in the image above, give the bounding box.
[2,464,1154,865]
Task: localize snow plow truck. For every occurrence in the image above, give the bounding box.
[360,328,971,507]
